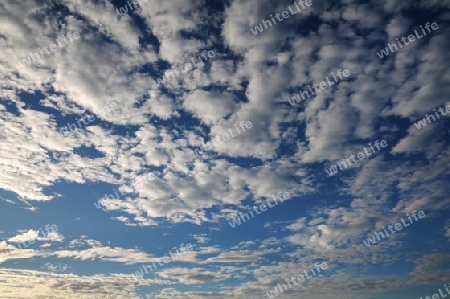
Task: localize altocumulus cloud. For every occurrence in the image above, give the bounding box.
[0,0,449,298]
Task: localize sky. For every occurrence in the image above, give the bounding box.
[0,0,450,298]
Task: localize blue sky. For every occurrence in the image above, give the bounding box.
[0,0,450,298]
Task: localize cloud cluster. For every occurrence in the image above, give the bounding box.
[0,0,449,297]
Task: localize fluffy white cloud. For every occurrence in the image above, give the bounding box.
[0,0,449,297]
